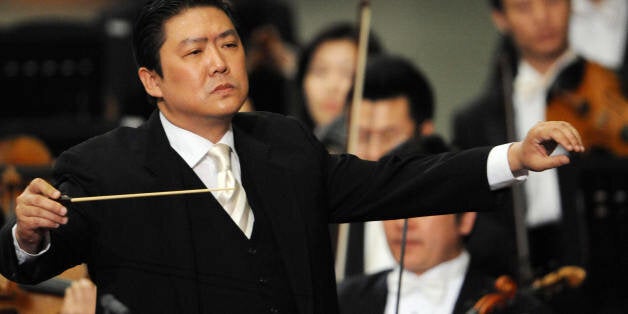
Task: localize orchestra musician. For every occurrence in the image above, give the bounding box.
[0,0,584,313]
[338,212,551,314]
[292,22,383,154]
[453,0,628,312]
[338,54,550,314]
[338,54,438,277]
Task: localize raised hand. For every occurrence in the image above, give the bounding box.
[508,121,585,173]
[14,178,67,253]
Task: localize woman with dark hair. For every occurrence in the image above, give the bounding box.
[291,22,383,152]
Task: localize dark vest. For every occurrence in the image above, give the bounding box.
[187,195,298,314]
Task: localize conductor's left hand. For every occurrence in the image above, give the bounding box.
[508,121,584,173]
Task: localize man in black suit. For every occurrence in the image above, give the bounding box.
[338,212,551,314]
[0,1,584,313]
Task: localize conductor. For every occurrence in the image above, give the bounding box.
[0,1,584,313]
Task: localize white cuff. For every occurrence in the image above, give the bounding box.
[12,224,51,265]
[487,143,527,191]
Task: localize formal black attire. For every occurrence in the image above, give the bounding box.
[1,111,504,314]
[452,49,592,313]
[337,268,552,314]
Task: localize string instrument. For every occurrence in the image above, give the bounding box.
[546,58,628,156]
[0,135,87,314]
[466,266,586,314]
[466,275,517,314]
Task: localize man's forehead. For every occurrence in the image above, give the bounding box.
[163,6,237,38]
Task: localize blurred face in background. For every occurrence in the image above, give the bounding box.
[383,212,476,275]
[492,0,570,64]
[303,39,357,127]
[355,96,423,161]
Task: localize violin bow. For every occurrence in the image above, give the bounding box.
[334,0,372,282]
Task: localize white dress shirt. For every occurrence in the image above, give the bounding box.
[570,0,627,70]
[384,251,469,314]
[513,50,577,227]
[160,113,254,237]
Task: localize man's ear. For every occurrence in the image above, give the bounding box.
[491,10,510,34]
[420,120,434,136]
[458,212,477,236]
[138,67,163,99]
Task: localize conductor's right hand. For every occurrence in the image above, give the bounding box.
[14,178,67,254]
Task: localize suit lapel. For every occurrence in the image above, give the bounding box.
[233,122,313,313]
[452,269,494,314]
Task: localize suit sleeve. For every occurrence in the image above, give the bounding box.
[324,145,504,223]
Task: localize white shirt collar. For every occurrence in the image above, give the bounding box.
[159,112,236,168]
[572,0,625,23]
[387,250,469,302]
[517,48,578,90]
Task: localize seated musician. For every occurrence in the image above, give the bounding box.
[337,212,551,314]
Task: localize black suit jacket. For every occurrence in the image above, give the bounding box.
[0,111,503,314]
[337,268,552,314]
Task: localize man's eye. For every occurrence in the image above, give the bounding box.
[187,49,202,56]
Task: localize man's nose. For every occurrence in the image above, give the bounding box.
[207,48,228,75]
[531,1,551,23]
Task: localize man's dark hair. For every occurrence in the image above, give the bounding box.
[294,22,384,129]
[488,0,503,11]
[362,55,434,127]
[132,0,238,85]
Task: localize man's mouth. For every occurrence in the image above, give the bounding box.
[212,83,234,93]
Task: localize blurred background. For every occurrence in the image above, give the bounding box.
[0,0,497,144]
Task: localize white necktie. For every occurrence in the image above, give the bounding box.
[207,144,253,237]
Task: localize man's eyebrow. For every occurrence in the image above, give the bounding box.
[177,29,238,48]
[217,29,238,40]
[178,37,209,47]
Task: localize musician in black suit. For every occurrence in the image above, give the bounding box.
[337,211,551,314]
[0,1,584,313]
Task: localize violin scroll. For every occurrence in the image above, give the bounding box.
[466,275,517,314]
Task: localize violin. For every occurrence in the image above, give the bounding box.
[466,266,586,314]
[546,58,628,156]
[466,275,517,314]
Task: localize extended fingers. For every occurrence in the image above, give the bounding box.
[543,121,585,153]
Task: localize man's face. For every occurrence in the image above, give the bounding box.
[355,96,417,161]
[141,6,248,131]
[493,0,570,62]
[383,213,476,275]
